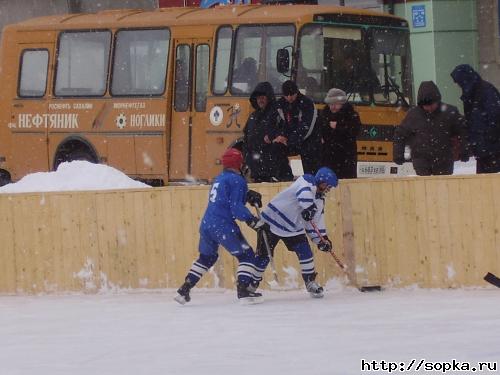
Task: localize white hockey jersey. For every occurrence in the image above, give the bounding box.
[261,175,327,244]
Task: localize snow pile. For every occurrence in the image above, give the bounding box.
[0,161,150,194]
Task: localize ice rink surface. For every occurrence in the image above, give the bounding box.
[2,282,499,375]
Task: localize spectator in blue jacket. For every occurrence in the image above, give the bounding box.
[276,80,322,175]
[451,64,500,173]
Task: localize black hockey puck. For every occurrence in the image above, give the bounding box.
[359,285,382,292]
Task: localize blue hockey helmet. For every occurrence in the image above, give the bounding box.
[315,167,338,189]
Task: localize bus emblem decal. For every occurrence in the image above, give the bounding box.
[225,104,241,129]
[209,106,224,127]
[116,113,127,129]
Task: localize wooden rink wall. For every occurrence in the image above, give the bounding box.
[1,174,500,294]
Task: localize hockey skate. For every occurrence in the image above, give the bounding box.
[174,280,193,305]
[247,281,260,293]
[305,273,324,298]
[237,282,264,305]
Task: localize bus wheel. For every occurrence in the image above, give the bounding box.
[0,170,11,187]
[54,146,98,170]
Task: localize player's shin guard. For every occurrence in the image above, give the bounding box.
[175,253,218,304]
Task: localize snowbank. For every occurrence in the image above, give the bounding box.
[0,161,150,194]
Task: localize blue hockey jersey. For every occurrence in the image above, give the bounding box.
[200,170,254,231]
[261,174,327,243]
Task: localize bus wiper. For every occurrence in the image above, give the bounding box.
[386,75,409,107]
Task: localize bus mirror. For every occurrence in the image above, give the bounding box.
[276,48,290,74]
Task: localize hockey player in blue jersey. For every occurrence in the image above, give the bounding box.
[174,148,269,304]
[250,167,338,298]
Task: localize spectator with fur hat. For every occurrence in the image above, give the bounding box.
[320,88,361,179]
[393,81,468,176]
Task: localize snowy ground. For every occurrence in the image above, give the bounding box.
[1,283,499,375]
[2,159,495,375]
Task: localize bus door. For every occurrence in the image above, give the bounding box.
[169,39,210,181]
[10,44,52,176]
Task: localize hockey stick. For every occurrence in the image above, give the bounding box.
[484,272,500,288]
[310,220,346,270]
[310,220,381,292]
[253,205,279,283]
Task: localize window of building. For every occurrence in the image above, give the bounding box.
[111,29,170,96]
[55,31,111,97]
[18,49,49,98]
[212,26,232,95]
[195,44,210,112]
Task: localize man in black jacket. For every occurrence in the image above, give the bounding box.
[393,81,468,176]
[243,81,293,182]
[451,64,500,173]
[276,80,321,175]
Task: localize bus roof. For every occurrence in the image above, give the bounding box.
[7,5,407,31]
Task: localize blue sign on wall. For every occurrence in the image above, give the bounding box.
[412,5,426,28]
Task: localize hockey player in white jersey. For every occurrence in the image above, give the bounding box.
[251,167,338,298]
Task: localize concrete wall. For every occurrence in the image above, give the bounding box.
[393,0,478,109]
[477,0,500,89]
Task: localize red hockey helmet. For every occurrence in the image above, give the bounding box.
[221,148,244,170]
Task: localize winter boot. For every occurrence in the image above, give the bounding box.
[305,273,324,298]
[174,280,194,305]
[237,282,263,304]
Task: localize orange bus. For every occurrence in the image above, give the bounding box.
[0,4,413,186]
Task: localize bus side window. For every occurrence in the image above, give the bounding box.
[174,45,191,112]
[195,44,210,112]
[55,31,111,97]
[111,28,170,96]
[212,26,232,95]
[231,26,261,95]
[18,49,49,98]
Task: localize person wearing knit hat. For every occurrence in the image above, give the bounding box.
[324,88,347,105]
[174,148,271,305]
[320,88,360,179]
[276,80,322,174]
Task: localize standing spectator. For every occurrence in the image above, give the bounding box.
[243,82,293,182]
[320,88,361,179]
[393,81,468,176]
[248,167,338,298]
[276,80,322,174]
[451,64,500,173]
[174,148,269,305]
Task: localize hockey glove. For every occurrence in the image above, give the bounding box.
[317,236,333,252]
[394,156,405,165]
[246,190,262,208]
[301,204,317,222]
[246,217,270,232]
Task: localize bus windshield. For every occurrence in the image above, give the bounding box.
[297,23,412,106]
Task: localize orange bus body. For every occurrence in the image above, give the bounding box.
[0,5,412,185]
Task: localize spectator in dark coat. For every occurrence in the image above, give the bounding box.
[276,80,322,174]
[243,81,293,182]
[320,88,360,179]
[451,64,500,173]
[393,81,468,176]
